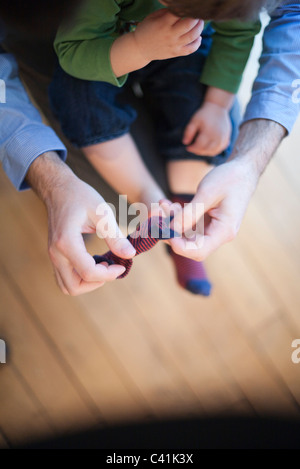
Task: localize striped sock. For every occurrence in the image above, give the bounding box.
[168,194,212,296]
[94,216,176,279]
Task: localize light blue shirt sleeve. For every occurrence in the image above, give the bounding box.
[0,41,67,190]
[244,1,300,133]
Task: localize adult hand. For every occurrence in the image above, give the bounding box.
[27,152,136,295]
[164,157,258,260]
[166,119,287,261]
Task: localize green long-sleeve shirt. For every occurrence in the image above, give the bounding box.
[54,0,261,93]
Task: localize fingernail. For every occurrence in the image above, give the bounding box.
[122,245,136,256]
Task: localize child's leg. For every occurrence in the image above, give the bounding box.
[167,160,213,194]
[138,31,239,296]
[49,65,165,213]
[166,159,213,296]
[82,133,165,209]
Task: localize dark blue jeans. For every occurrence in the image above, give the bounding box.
[49,26,240,165]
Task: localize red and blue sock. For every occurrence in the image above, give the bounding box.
[168,194,212,296]
[94,207,212,296]
[94,216,176,278]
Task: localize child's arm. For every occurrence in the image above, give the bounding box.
[54,0,203,86]
[110,9,203,78]
[183,19,261,156]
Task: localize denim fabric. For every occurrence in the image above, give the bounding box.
[49,66,138,147]
[49,26,240,165]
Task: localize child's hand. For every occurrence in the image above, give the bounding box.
[183,101,232,157]
[133,9,203,62]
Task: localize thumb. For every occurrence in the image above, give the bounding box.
[183,119,199,146]
[106,234,136,259]
[94,203,136,259]
[171,189,212,235]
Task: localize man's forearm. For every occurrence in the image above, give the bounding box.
[230,119,287,177]
[25,151,76,205]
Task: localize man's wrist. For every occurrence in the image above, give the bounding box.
[230,119,286,178]
[25,151,76,205]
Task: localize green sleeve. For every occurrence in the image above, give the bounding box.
[54,0,128,86]
[200,19,262,94]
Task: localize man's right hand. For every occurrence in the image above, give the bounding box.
[26,152,136,296]
[162,119,287,262]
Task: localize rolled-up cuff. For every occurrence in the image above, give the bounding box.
[243,93,300,134]
[2,124,67,190]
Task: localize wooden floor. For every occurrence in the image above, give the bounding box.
[1,31,300,447]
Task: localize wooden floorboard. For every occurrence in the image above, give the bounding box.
[0,364,54,445]
[186,286,299,416]
[236,202,300,333]
[0,431,10,449]
[254,316,300,410]
[0,269,99,434]
[78,246,241,417]
[0,183,153,424]
[276,134,300,198]
[254,161,300,265]
[1,68,300,444]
